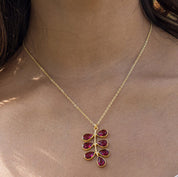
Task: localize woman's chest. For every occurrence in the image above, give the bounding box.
[0,77,178,177]
[0,101,177,177]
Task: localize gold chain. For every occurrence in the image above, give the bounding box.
[23,23,152,129]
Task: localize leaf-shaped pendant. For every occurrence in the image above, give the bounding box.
[97,140,108,148]
[97,129,108,138]
[99,149,110,157]
[97,156,106,167]
[83,142,94,150]
[82,127,110,167]
[84,151,95,160]
[83,133,93,142]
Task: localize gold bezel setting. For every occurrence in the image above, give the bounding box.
[98,149,110,158]
[82,134,94,142]
[82,127,110,167]
[84,152,95,161]
[82,143,94,151]
[97,156,107,168]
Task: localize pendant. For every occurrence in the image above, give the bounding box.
[82,126,110,167]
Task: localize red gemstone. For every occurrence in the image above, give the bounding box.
[97,157,106,167]
[97,140,108,147]
[99,149,110,157]
[83,142,93,150]
[97,129,108,137]
[85,151,95,160]
[83,133,93,141]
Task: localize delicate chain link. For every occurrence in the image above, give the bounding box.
[23,23,152,128]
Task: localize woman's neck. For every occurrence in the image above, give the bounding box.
[25,0,150,79]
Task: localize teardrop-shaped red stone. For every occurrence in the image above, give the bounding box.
[97,157,106,167]
[97,140,108,147]
[84,151,95,160]
[83,142,93,150]
[99,149,110,157]
[97,129,108,137]
[83,133,93,141]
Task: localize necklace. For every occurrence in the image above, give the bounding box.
[23,23,152,168]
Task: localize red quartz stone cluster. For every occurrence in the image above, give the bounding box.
[82,129,110,167]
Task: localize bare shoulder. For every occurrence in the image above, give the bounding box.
[0,48,45,116]
[135,25,178,126]
[147,25,178,94]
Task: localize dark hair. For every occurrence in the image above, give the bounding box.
[0,0,177,67]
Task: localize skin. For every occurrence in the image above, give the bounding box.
[0,0,178,177]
